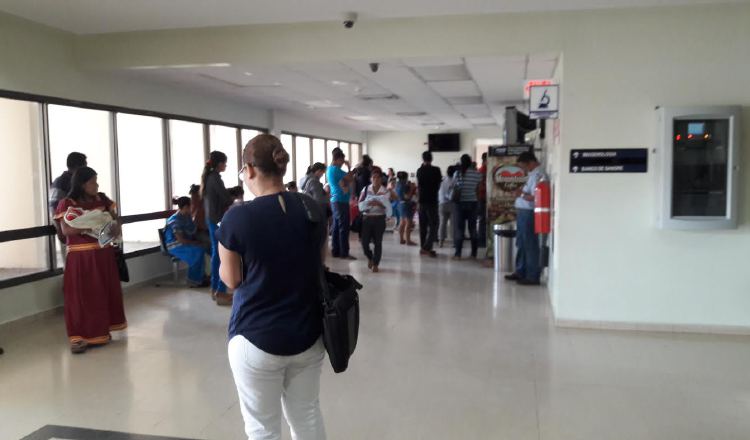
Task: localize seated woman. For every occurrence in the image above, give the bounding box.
[165,196,210,287]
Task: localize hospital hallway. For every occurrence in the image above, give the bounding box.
[1,238,749,440]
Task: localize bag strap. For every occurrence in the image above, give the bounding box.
[293,192,333,306]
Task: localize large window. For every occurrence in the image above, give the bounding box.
[0,89,269,286]
[209,125,239,189]
[294,136,311,182]
[281,134,294,184]
[312,138,326,166]
[48,105,114,198]
[326,140,339,165]
[241,129,262,148]
[351,143,361,164]
[169,120,205,198]
[116,113,166,252]
[0,98,48,280]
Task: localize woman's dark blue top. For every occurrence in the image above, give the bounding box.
[216,192,324,356]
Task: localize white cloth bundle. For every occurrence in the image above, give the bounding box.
[62,207,119,246]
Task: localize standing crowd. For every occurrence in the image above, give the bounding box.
[49,135,543,439]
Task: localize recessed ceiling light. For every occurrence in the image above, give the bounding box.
[273,82,282,86]
[243,72,253,76]
[347,116,376,121]
[331,80,348,86]
[305,100,342,108]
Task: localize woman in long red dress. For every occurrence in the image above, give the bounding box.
[55,167,127,354]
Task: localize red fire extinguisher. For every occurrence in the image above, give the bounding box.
[534,179,551,234]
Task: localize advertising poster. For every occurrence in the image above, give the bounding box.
[485,144,533,257]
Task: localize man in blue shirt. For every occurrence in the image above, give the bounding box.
[506,152,546,286]
[327,149,356,259]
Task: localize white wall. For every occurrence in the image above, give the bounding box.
[367,126,502,176]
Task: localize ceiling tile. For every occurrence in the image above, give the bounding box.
[412,64,471,82]
[427,80,481,98]
[453,103,490,117]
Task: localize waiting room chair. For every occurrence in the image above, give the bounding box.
[155,227,184,287]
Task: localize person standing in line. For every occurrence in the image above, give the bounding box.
[452,154,483,260]
[395,171,417,246]
[54,167,126,354]
[327,149,356,260]
[477,152,488,248]
[189,184,211,249]
[438,165,457,248]
[416,151,442,257]
[50,152,87,243]
[218,134,327,440]
[387,170,400,231]
[201,151,234,305]
[505,152,546,286]
[165,196,210,288]
[358,167,395,273]
[353,154,374,196]
[299,163,329,213]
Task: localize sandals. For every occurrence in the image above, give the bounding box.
[70,340,88,354]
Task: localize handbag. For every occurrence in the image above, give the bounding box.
[114,246,130,282]
[450,173,463,203]
[296,193,362,373]
[350,186,367,234]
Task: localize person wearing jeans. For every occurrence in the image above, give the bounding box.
[327,149,355,260]
[201,151,234,305]
[452,154,483,259]
[416,151,442,257]
[506,152,546,286]
[438,165,456,247]
[218,134,328,440]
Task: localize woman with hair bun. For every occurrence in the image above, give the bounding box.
[165,196,210,288]
[218,134,328,440]
[201,151,234,305]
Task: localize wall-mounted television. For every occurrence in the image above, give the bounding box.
[428,133,460,152]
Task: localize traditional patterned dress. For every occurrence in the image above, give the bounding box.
[55,194,126,346]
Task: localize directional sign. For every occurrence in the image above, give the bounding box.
[529,84,559,119]
[570,149,648,173]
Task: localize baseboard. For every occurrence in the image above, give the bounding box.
[555,317,750,336]
[0,270,176,331]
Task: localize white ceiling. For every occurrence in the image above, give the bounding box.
[0,0,740,34]
[118,54,556,131]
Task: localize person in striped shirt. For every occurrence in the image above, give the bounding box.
[452,154,483,259]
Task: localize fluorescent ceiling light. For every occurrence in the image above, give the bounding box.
[331,80,348,86]
[305,100,342,108]
[243,72,253,76]
[129,62,231,70]
[347,116,376,121]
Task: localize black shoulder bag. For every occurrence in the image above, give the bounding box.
[296,193,362,373]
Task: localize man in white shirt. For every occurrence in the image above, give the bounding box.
[437,165,456,247]
[506,152,546,286]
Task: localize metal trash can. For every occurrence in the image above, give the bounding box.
[493,223,516,273]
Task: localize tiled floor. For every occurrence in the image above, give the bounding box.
[1,236,750,439]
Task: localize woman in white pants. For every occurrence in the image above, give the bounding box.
[218,134,327,440]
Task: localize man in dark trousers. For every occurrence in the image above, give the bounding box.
[49,152,87,243]
[416,151,442,257]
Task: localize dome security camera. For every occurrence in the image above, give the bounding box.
[369,62,380,73]
[343,12,358,29]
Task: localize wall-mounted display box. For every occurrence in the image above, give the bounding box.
[657,106,741,230]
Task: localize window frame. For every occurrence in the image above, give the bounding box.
[0,88,266,289]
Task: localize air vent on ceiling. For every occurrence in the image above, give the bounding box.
[358,93,400,101]
[396,111,428,117]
